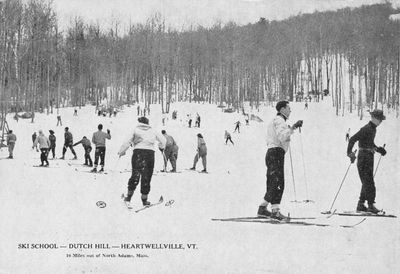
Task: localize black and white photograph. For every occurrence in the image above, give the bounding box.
[0,0,399,273]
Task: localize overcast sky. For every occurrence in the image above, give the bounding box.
[53,0,400,31]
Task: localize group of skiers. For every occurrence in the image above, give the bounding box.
[28,125,111,170]
[257,100,387,220]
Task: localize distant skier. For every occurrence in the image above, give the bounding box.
[33,130,50,166]
[224,130,234,145]
[190,133,207,173]
[91,124,111,172]
[118,117,166,206]
[161,130,179,172]
[195,113,201,128]
[233,121,241,133]
[74,108,78,116]
[48,130,56,159]
[245,114,249,125]
[347,109,386,214]
[188,114,192,128]
[304,102,308,110]
[32,132,38,150]
[345,128,350,142]
[56,115,62,126]
[73,136,93,167]
[7,130,16,159]
[60,127,77,160]
[137,105,140,116]
[113,108,117,117]
[257,101,303,220]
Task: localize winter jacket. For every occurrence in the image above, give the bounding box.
[92,130,111,148]
[265,113,294,152]
[73,138,92,149]
[34,134,50,149]
[163,134,179,153]
[347,121,377,155]
[64,131,73,146]
[118,123,166,155]
[49,134,56,147]
[197,137,207,156]
[7,133,17,144]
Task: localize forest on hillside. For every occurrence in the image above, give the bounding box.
[0,0,399,117]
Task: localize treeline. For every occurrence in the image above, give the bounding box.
[0,0,399,116]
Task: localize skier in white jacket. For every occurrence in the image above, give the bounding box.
[118,117,166,206]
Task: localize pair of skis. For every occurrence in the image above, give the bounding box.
[121,195,164,213]
[211,215,367,228]
[321,210,397,218]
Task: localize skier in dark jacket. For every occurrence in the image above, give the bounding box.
[73,136,93,166]
[118,117,166,206]
[60,127,77,160]
[234,121,241,133]
[48,130,56,159]
[224,130,234,145]
[347,109,386,214]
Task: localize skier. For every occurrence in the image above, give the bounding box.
[56,114,62,126]
[118,117,166,206]
[74,108,78,116]
[347,109,386,214]
[304,101,308,110]
[48,130,56,159]
[345,128,350,142]
[190,133,207,173]
[32,132,38,150]
[73,136,93,167]
[137,105,140,116]
[33,130,50,166]
[6,130,16,159]
[257,100,303,220]
[91,124,111,172]
[188,114,192,128]
[224,130,234,145]
[60,127,77,160]
[245,114,249,126]
[195,113,201,128]
[161,130,179,172]
[233,121,241,133]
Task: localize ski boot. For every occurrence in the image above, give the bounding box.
[367,203,380,214]
[124,191,133,202]
[257,206,271,218]
[90,167,97,173]
[189,167,196,170]
[60,156,65,160]
[201,169,207,173]
[72,156,77,160]
[271,209,289,221]
[356,201,368,212]
[98,167,104,173]
[141,195,151,206]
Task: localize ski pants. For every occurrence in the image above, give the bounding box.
[128,149,155,195]
[94,147,106,167]
[225,136,234,145]
[234,125,240,133]
[63,144,76,157]
[193,152,207,170]
[8,143,15,157]
[84,146,93,165]
[357,150,376,204]
[40,148,49,165]
[50,145,56,158]
[264,147,285,205]
[164,148,178,171]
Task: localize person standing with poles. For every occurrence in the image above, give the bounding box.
[190,133,207,173]
[118,117,166,206]
[161,130,179,172]
[48,130,56,159]
[73,136,93,167]
[347,109,386,214]
[91,124,111,173]
[33,130,50,166]
[257,101,303,220]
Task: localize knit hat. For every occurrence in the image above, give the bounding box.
[49,130,54,134]
[138,116,149,125]
[197,133,203,138]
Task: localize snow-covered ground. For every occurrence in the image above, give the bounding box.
[0,100,399,273]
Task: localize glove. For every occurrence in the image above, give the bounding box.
[159,148,164,152]
[292,120,303,129]
[107,129,110,134]
[348,152,356,163]
[376,146,386,156]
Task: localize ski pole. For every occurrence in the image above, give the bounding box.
[325,149,357,214]
[298,128,313,203]
[289,145,298,202]
[374,144,385,178]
